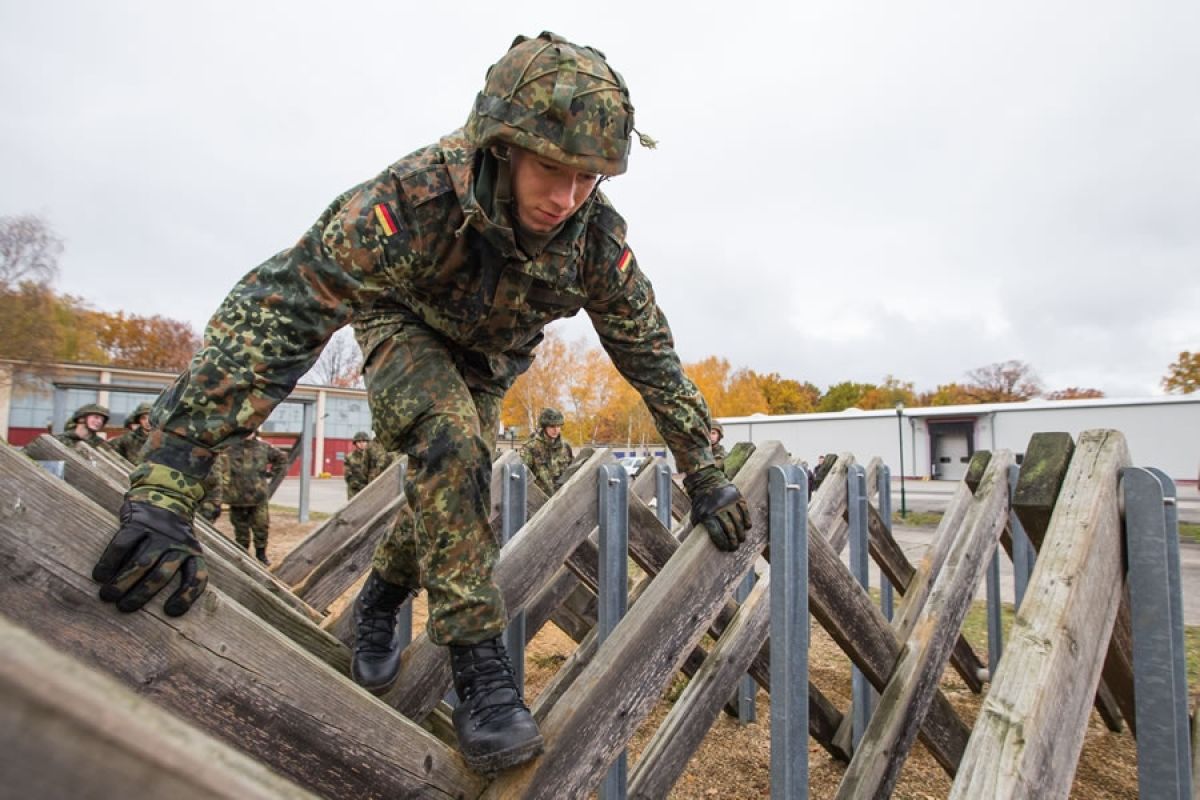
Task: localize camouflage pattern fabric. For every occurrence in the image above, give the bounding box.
[55,429,118,457]
[197,452,228,522]
[711,441,727,470]
[223,438,288,506]
[230,503,270,549]
[520,431,574,497]
[345,441,392,499]
[111,426,149,465]
[130,132,716,644]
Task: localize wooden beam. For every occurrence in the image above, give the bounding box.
[274,457,405,586]
[0,441,484,799]
[0,614,318,800]
[951,430,1131,797]
[835,450,1015,799]
[293,496,403,612]
[481,443,786,800]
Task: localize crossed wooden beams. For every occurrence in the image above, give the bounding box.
[2,428,1142,798]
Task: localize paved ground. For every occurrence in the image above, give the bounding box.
[275,476,1200,624]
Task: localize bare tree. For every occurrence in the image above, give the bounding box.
[963,360,1043,402]
[300,327,364,387]
[0,214,63,287]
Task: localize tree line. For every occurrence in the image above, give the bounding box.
[4,213,1198,439]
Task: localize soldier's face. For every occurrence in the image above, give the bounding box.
[709,429,720,445]
[354,441,368,450]
[509,149,599,233]
[84,414,105,432]
[544,425,561,440]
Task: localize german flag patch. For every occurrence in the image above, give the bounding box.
[616,247,633,273]
[373,203,399,237]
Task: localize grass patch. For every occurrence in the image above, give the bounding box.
[270,504,331,521]
[960,599,1200,690]
[893,510,943,527]
[1180,522,1200,545]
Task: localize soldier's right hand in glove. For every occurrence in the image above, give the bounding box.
[92,500,209,616]
[683,465,753,551]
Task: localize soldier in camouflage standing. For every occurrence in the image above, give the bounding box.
[111,402,153,465]
[709,422,727,470]
[520,408,573,497]
[223,432,288,565]
[91,32,751,774]
[196,451,228,523]
[56,403,117,456]
[344,430,390,499]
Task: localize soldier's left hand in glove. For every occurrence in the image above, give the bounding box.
[684,465,752,551]
[92,500,209,616]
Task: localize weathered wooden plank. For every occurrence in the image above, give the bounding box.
[951,430,1130,798]
[274,457,405,585]
[380,448,614,721]
[0,614,318,800]
[836,450,1015,799]
[481,444,786,800]
[21,436,342,672]
[293,495,402,612]
[0,441,484,799]
[1011,431,1128,733]
[628,569,773,798]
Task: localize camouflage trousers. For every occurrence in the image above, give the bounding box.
[364,322,507,646]
[230,503,270,549]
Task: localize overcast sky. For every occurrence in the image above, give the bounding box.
[2,1,1197,398]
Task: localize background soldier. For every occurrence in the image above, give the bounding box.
[223,432,288,565]
[91,32,750,774]
[344,431,390,499]
[709,423,726,470]
[196,451,228,523]
[111,402,153,464]
[56,403,117,455]
[520,408,573,497]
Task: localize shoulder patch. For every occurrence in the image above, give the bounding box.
[373,204,399,237]
[616,246,633,274]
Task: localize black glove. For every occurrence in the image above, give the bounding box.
[684,465,753,551]
[92,500,209,616]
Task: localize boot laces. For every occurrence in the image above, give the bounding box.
[458,648,529,725]
[354,579,408,656]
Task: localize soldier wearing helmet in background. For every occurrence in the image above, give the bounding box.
[90,31,751,773]
[223,431,288,565]
[344,430,391,499]
[520,407,573,497]
[57,403,117,456]
[111,402,154,465]
[709,422,726,470]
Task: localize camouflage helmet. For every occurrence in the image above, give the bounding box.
[465,31,637,176]
[128,402,153,422]
[69,403,109,426]
[353,431,371,443]
[538,407,565,428]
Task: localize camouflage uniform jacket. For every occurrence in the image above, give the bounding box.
[520,432,574,497]
[111,427,149,465]
[222,438,288,506]
[344,442,391,494]
[56,429,117,456]
[131,131,715,516]
[711,442,727,470]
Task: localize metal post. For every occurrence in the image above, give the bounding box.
[52,387,67,434]
[298,401,315,523]
[1007,464,1033,608]
[502,462,528,691]
[735,570,757,723]
[598,463,629,800]
[1123,467,1191,799]
[878,465,894,621]
[985,549,1003,673]
[895,403,907,518]
[770,464,809,800]
[846,464,871,748]
[654,462,672,529]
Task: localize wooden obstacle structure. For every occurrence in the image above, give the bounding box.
[0,428,1190,798]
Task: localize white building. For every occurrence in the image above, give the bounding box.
[719,395,1200,486]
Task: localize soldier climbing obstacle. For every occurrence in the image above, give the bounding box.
[89,31,751,774]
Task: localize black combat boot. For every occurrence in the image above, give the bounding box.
[254,547,270,566]
[351,571,414,693]
[449,637,544,773]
